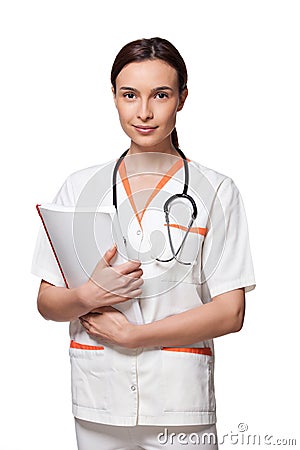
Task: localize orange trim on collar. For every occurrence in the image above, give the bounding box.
[118,157,189,227]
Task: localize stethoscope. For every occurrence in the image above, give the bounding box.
[112,147,197,265]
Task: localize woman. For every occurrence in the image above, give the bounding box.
[32,37,256,449]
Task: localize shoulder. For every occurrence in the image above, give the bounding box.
[188,158,239,193]
[66,159,116,200]
[68,159,115,187]
[189,159,229,185]
[54,159,116,205]
[187,159,244,215]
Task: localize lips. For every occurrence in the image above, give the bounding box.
[133,125,158,134]
[133,125,158,129]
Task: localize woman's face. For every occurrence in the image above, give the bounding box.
[113,59,187,151]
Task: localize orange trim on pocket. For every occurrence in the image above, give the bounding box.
[161,347,212,356]
[70,340,104,350]
[164,223,208,236]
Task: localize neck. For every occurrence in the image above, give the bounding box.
[125,138,181,174]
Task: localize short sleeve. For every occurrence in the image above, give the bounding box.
[31,175,75,286]
[201,177,256,298]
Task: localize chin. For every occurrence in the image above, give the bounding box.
[132,134,171,149]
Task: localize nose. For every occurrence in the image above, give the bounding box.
[137,98,153,121]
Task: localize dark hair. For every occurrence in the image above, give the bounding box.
[111,37,188,149]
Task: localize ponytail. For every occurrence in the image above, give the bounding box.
[171,127,179,149]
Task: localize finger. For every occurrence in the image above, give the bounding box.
[79,317,90,327]
[79,318,90,330]
[127,268,143,279]
[117,260,142,275]
[118,277,143,296]
[103,244,118,264]
[128,277,144,290]
[109,287,143,303]
[116,269,143,285]
[79,314,98,327]
[80,315,89,322]
[81,317,97,334]
[124,287,143,299]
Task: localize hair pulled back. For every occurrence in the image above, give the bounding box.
[111,37,187,149]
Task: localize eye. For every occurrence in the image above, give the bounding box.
[155,92,168,99]
[123,92,136,99]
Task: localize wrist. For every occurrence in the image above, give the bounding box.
[124,323,143,349]
[75,282,97,313]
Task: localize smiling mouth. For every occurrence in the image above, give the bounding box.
[133,125,158,133]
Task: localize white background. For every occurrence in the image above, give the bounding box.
[0,1,299,449]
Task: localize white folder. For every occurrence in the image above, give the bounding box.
[36,203,144,325]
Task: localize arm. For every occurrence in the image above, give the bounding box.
[127,288,245,348]
[38,280,90,322]
[81,288,245,348]
[37,246,143,322]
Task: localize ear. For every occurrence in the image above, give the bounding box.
[177,88,188,112]
[111,85,117,107]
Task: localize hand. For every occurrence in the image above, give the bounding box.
[78,245,144,311]
[80,306,135,348]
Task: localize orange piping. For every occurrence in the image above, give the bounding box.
[70,340,104,350]
[164,223,208,236]
[161,347,212,356]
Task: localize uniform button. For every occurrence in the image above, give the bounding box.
[136,230,142,235]
[130,385,136,391]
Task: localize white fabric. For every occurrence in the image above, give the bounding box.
[31,157,256,426]
[75,419,218,450]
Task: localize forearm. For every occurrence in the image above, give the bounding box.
[37,283,91,322]
[128,291,244,348]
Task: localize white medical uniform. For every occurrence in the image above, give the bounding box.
[32,157,256,429]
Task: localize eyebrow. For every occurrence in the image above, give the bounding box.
[119,86,174,93]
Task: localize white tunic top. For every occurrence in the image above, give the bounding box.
[31,156,256,426]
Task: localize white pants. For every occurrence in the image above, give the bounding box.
[75,418,218,450]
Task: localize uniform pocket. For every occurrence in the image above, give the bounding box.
[159,224,206,284]
[161,347,215,413]
[69,340,108,411]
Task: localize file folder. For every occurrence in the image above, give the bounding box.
[36,203,143,324]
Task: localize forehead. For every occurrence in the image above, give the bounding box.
[115,59,178,90]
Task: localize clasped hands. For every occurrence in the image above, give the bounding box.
[79,245,143,348]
